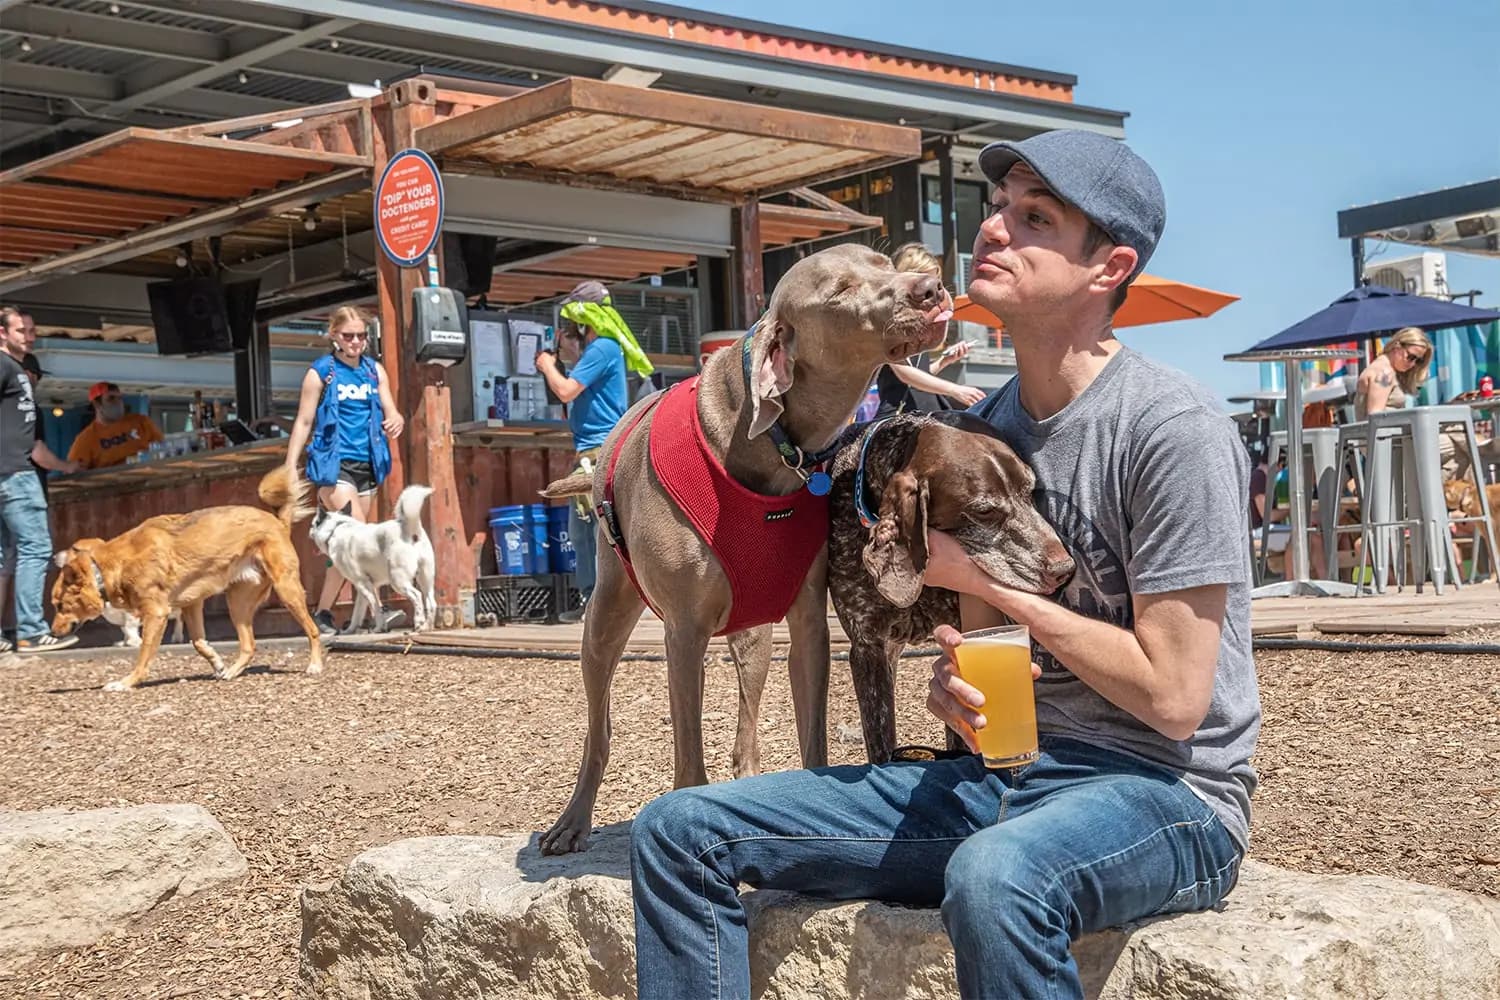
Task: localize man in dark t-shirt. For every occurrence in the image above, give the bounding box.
[0,308,77,653]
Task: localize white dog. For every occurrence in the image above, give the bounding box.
[309,485,436,634]
[105,605,184,648]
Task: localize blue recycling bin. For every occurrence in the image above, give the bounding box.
[489,505,531,575]
[546,503,576,574]
[525,503,551,574]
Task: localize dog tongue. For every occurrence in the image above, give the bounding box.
[933,309,953,324]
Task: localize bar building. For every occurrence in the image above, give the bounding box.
[0,0,1129,625]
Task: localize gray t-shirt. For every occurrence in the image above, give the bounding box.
[971,347,1260,850]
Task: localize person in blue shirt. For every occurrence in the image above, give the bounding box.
[535,281,635,622]
[284,306,404,636]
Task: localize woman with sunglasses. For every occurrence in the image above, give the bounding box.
[1355,326,1433,419]
[284,306,404,636]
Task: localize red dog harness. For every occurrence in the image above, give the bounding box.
[600,377,828,636]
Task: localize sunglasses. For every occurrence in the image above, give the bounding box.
[336,329,369,341]
[1397,345,1428,363]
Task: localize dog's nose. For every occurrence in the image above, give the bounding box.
[1044,555,1076,594]
[909,274,942,308]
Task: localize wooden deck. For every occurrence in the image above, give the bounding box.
[1249,581,1500,637]
[341,582,1500,654]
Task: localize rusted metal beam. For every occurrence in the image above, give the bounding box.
[433,157,735,205]
[167,98,370,139]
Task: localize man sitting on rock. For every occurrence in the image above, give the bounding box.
[629,131,1260,999]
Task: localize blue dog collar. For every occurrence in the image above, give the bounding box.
[853,417,891,528]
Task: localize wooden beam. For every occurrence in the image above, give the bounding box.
[0,128,369,189]
[732,199,764,329]
[371,78,471,627]
[0,167,368,296]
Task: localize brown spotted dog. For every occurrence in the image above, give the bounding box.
[827,410,1074,763]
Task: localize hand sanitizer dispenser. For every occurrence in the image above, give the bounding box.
[411,286,468,365]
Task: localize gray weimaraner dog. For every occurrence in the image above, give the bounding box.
[538,243,950,853]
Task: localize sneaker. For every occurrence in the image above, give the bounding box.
[379,609,405,632]
[0,636,11,654]
[17,633,80,654]
[556,606,585,625]
[314,610,338,638]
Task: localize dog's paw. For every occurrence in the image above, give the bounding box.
[102,680,131,693]
[305,662,323,675]
[539,817,592,855]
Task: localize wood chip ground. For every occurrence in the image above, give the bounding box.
[2,633,1496,997]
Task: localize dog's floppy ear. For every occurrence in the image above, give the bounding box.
[862,469,929,607]
[55,539,103,569]
[339,502,353,516]
[747,313,797,440]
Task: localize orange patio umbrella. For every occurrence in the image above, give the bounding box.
[951,273,1239,330]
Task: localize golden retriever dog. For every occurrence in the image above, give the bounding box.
[1444,477,1500,558]
[51,466,324,691]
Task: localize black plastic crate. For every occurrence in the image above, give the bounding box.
[554,574,582,614]
[476,574,556,624]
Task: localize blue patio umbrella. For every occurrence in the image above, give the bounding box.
[1245,284,1500,353]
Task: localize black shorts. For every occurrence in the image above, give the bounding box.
[335,460,378,496]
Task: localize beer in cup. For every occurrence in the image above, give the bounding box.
[952,624,1039,768]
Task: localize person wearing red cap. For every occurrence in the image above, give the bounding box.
[67,381,163,470]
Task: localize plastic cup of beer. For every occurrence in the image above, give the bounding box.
[952,624,1038,769]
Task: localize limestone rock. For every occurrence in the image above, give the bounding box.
[300,827,636,1000]
[301,827,1500,1000]
[0,803,248,970]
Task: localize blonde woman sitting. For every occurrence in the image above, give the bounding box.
[1354,326,1432,418]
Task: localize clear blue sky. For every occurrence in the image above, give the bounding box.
[681,0,1500,405]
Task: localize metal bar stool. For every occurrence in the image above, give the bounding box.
[1332,420,1418,594]
[1361,406,1500,594]
[1258,428,1341,585]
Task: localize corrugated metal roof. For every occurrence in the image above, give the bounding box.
[41,0,239,34]
[199,73,344,106]
[18,40,143,76]
[314,39,534,85]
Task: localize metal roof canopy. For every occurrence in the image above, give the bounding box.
[0,127,370,294]
[484,245,700,306]
[416,77,921,199]
[1338,177,1500,258]
[0,0,1126,170]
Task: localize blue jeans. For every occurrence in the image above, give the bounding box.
[569,502,597,604]
[0,471,53,641]
[632,737,1241,1000]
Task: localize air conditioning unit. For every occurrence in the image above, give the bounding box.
[1362,252,1448,298]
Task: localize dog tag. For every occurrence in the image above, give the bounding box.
[807,471,832,496]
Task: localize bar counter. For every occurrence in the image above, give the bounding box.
[47,437,288,502]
